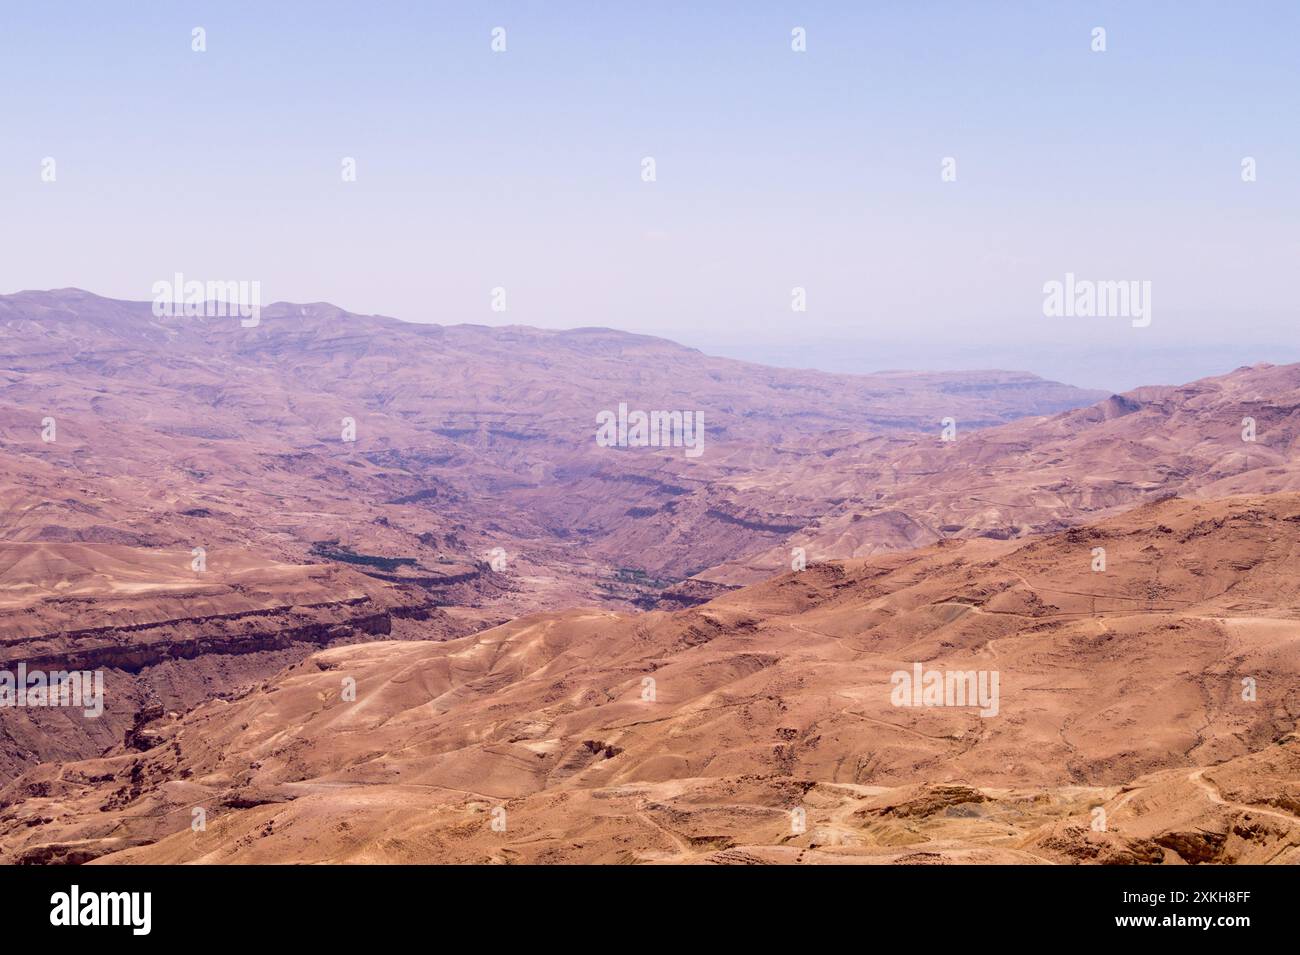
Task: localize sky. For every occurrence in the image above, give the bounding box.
[1,1,1297,391]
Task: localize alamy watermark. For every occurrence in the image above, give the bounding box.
[151,273,261,327]
[0,663,104,718]
[595,402,704,458]
[890,663,999,717]
[1042,272,1150,328]
[50,885,150,935]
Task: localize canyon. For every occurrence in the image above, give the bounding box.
[0,289,1102,776]
[1,493,1294,864]
[0,289,1295,864]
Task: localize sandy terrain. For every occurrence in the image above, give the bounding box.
[1,289,1295,864]
[1,494,1294,864]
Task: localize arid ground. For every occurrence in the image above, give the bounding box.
[0,290,1295,864]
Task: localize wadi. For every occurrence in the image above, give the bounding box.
[0,289,1295,865]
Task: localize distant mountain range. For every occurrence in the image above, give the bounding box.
[0,288,1295,865]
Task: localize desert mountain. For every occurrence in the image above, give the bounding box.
[0,539,465,782]
[689,362,1300,584]
[0,289,1104,777]
[0,290,1105,595]
[0,290,1104,600]
[2,493,1294,864]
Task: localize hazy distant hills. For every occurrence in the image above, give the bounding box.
[0,288,1104,780]
[693,361,1300,585]
[1,288,1296,866]
[0,287,1106,616]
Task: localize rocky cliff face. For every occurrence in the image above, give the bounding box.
[0,541,476,781]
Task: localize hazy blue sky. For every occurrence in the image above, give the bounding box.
[2,2,1297,390]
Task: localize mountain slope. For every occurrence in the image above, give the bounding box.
[2,493,1294,864]
[0,288,1104,611]
[690,362,1300,584]
[0,287,1106,782]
